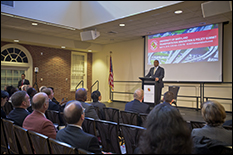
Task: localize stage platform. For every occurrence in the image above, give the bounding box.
[103,101,232,122]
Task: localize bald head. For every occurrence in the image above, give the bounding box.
[64,101,83,124]
[75,88,87,102]
[32,92,49,110]
[133,88,144,101]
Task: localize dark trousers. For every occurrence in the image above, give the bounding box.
[155,84,162,105]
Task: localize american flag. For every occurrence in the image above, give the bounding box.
[108,55,114,91]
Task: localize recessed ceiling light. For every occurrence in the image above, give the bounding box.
[14,39,19,42]
[61,46,65,48]
[88,50,92,52]
[32,23,38,26]
[119,23,125,27]
[174,10,183,14]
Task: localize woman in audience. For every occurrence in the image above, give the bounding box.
[137,103,193,154]
[192,100,232,145]
[90,90,106,120]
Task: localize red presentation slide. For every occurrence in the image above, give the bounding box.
[148,29,218,53]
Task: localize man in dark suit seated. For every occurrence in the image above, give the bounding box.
[161,91,174,106]
[42,87,64,112]
[125,88,150,114]
[7,90,31,126]
[17,73,30,90]
[66,88,99,120]
[56,101,102,154]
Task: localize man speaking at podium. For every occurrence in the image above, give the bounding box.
[145,60,164,105]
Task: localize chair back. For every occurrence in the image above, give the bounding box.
[120,123,146,154]
[2,101,14,115]
[120,110,139,126]
[13,124,34,154]
[1,118,9,154]
[190,121,206,129]
[103,107,119,123]
[95,119,121,154]
[48,138,77,154]
[138,113,148,127]
[78,148,95,154]
[28,130,51,154]
[168,86,180,107]
[222,125,232,130]
[59,112,68,126]
[45,110,61,125]
[82,117,97,136]
[2,118,21,154]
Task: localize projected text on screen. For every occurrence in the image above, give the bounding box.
[147,24,219,65]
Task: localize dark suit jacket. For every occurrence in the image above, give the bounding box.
[191,124,232,145]
[125,99,150,114]
[48,100,64,112]
[90,101,106,120]
[145,66,164,88]
[56,125,102,154]
[17,79,30,89]
[80,101,99,120]
[7,108,31,127]
[65,100,99,120]
[23,110,57,139]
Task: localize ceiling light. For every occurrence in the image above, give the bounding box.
[119,23,125,27]
[174,10,183,14]
[14,39,19,42]
[61,46,65,48]
[32,23,38,26]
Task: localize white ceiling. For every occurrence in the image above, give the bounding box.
[1,1,232,47]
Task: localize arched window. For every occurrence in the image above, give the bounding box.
[1,47,28,63]
[1,44,33,90]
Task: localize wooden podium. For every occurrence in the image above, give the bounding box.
[139,77,158,106]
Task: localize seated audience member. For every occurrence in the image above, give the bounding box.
[66,88,99,119]
[56,101,102,154]
[42,88,64,112]
[161,91,174,106]
[6,86,18,103]
[21,84,31,92]
[1,90,9,118]
[7,91,31,126]
[26,87,37,112]
[90,90,106,120]
[23,92,57,139]
[125,88,150,114]
[192,100,232,146]
[48,86,67,105]
[137,103,193,154]
[39,86,47,92]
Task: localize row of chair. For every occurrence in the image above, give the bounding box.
[1,118,94,154]
[79,117,146,154]
[45,107,149,129]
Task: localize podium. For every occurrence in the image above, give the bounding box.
[139,77,158,106]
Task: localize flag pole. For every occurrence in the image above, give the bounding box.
[108,51,113,103]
